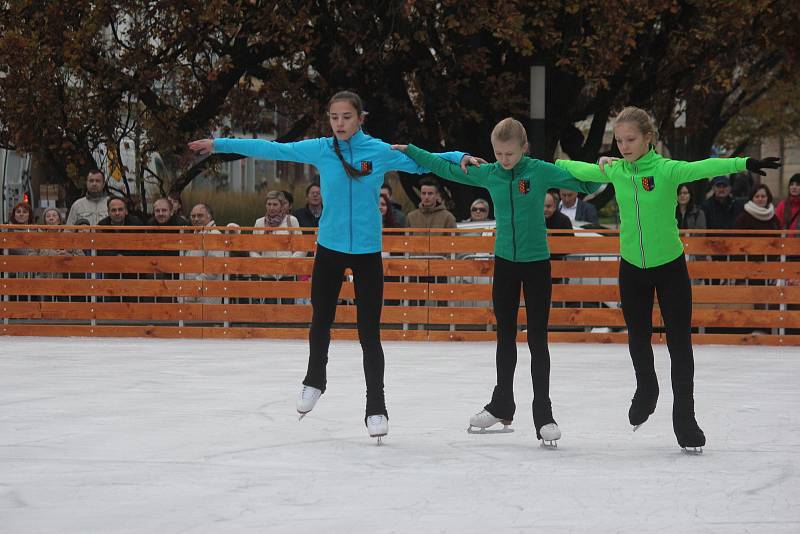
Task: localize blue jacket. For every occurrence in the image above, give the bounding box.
[214,131,465,254]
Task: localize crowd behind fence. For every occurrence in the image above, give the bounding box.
[2,225,799,345]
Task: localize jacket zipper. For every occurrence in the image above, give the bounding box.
[630,162,646,268]
[347,140,354,253]
[509,169,517,261]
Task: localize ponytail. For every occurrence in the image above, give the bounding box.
[332,136,370,178]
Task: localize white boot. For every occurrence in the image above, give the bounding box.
[538,423,561,447]
[468,409,513,434]
[296,385,322,419]
[366,415,388,443]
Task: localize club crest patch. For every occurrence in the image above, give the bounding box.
[518,179,531,194]
[641,176,655,191]
[360,161,373,174]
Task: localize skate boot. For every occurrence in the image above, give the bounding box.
[674,406,705,454]
[536,423,561,448]
[533,399,560,447]
[366,415,388,445]
[629,380,659,430]
[296,385,322,420]
[467,409,513,434]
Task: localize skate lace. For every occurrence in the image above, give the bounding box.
[301,386,317,399]
[367,415,384,427]
[475,410,492,421]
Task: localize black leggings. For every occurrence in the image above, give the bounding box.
[619,255,696,419]
[302,244,387,418]
[485,257,554,428]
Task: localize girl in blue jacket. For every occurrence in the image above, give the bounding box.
[188,91,470,442]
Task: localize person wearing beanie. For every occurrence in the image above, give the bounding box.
[702,175,746,230]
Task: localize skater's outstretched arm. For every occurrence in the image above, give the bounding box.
[382,143,477,176]
[664,156,779,184]
[392,144,492,187]
[188,137,325,166]
[554,159,612,183]
[536,160,601,196]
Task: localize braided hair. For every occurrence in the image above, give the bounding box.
[329,91,370,179]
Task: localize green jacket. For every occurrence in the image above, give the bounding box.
[406,144,599,262]
[556,149,748,268]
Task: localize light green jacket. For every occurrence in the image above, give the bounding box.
[556,150,748,268]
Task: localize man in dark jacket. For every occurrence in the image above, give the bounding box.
[145,197,187,256]
[558,188,598,224]
[97,197,144,256]
[143,197,187,299]
[147,197,189,228]
[702,175,746,230]
[293,183,323,229]
[96,196,144,301]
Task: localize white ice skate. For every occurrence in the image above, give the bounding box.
[538,423,561,448]
[296,385,322,420]
[467,409,514,434]
[366,415,388,445]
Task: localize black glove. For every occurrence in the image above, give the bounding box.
[746,157,781,176]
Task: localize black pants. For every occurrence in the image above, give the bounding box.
[303,244,387,418]
[485,257,554,429]
[619,255,696,423]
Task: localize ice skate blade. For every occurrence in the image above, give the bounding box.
[375,436,384,446]
[540,440,558,449]
[298,411,310,421]
[632,423,644,432]
[467,425,514,434]
[681,446,703,455]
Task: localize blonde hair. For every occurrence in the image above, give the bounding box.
[470,198,489,210]
[491,117,528,146]
[265,190,287,204]
[614,106,659,145]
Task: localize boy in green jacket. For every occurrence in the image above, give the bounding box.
[555,106,780,452]
[394,118,599,446]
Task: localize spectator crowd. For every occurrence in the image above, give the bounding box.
[3,168,799,303]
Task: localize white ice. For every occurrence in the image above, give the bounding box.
[1,337,798,533]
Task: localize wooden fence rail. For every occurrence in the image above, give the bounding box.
[2,225,799,345]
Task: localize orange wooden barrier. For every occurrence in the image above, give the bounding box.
[2,225,799,345]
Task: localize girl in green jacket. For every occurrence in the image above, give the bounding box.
[394,118,599,446]
[555,106,780,452]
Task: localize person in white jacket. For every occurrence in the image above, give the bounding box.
[185,203,223,304]
[66,169,109,225]
[251,190,306,303]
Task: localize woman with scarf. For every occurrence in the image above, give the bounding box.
[734,184,780,232]
[251,190,306,304]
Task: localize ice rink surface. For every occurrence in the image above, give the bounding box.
[1,337,798,533]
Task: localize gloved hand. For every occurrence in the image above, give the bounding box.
[746,157,781,176]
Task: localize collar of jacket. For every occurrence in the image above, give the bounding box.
[494,157,534,180]
[419,203,447,214]
[335,129,367,147]
[617,148,661,173]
